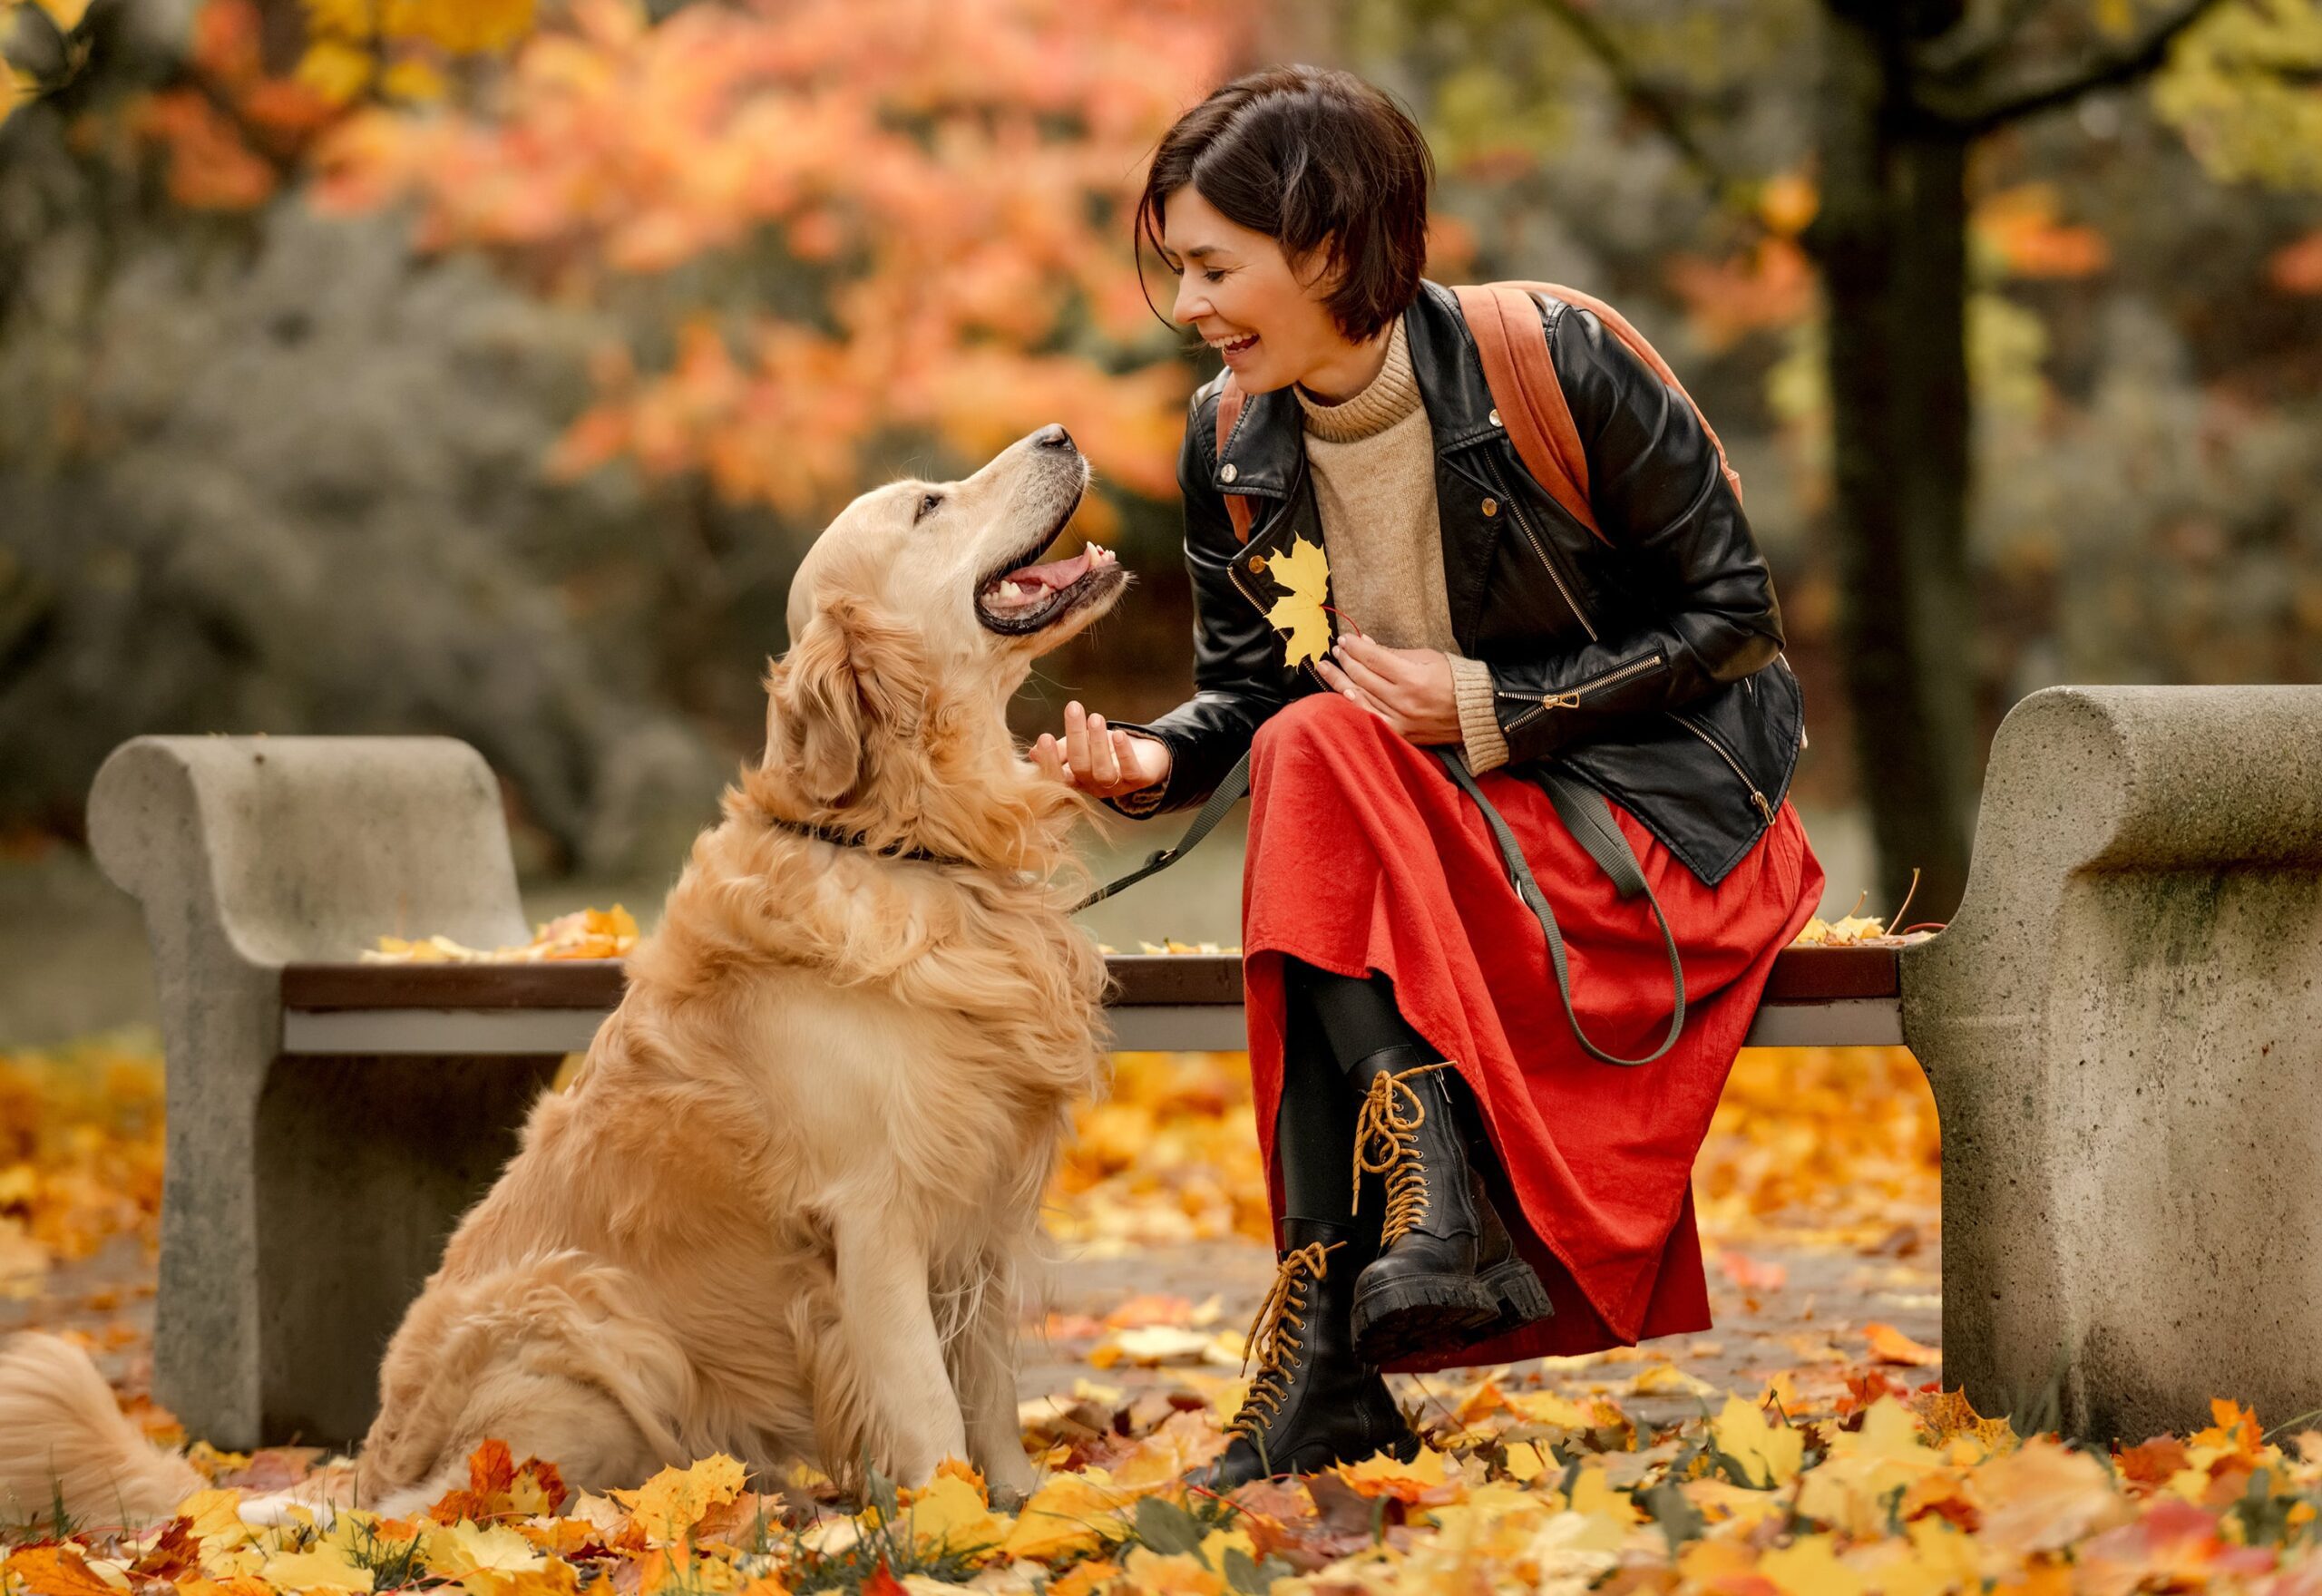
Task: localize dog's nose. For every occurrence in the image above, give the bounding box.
[1032,423,1077,453]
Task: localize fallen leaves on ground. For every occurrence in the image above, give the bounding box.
[21,1387,2322,1596]
[1694,1045,1941,1252]
[1047,1051,1273,1252]
[0,1031,163,1290]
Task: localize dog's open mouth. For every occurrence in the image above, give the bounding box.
[974,504,1129,636]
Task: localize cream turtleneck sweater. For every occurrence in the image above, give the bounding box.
[1293,314,1509,774]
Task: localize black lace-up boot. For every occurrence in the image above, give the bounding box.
[1344,1046,1553,1366]
[1189,1217,1419,1489]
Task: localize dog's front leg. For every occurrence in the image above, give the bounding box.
[833,1212,968,1484]
[951,1266,1036,1501]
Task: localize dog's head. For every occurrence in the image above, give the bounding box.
[766,424,1128,809]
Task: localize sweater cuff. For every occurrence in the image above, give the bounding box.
[1450,655,1510,775]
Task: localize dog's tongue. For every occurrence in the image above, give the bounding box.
[1006,548,1093,589]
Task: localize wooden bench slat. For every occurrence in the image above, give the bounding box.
[282,944,1898,1012]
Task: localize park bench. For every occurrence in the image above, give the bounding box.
[87,684,2322,1454]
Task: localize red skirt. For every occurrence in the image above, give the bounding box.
[1241,693,1825,1369]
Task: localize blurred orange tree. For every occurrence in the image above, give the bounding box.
[320,0,1223,513]
[122,0,1232,519]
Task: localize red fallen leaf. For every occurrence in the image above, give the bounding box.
[431,1437,569,1523]
[2115,1435,2190,1494]
[862,1562,909,1596]
[432,1437,518,1523]
[132,1518,202,1581]
[1837,1367,1903,1417]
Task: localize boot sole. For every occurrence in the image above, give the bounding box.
[1350,1273,1499,1366]
[1470,1255,1556,1339]
[1351,1259,1556,1365]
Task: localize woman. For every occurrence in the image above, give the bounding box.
[1029,65,1825,1486]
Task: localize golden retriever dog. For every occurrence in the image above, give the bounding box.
[0,422,1129,1523]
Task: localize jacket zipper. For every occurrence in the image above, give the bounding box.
[1483,455,1599,644]
[1670,710,1774,823]
[1499,651,1663,732]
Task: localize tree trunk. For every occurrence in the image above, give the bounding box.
[1805,1,1980,923]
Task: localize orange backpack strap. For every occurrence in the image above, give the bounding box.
[1213,375,1254,542]
[1454,280,1745,549]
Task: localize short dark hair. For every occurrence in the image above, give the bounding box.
[1136,65,1434,344]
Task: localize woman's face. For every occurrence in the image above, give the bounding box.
[1158,185,1355,395]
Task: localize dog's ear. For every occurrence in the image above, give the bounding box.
[766,597,925,804]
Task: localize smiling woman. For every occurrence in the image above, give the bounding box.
[1032,64,1826,1491]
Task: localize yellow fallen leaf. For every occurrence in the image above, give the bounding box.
[427,1523,546,1578]
[1712,1393,1805,1488]
[1119,1548,1224,1596]
[1498,1388,1597,1433]
[1335,1444,1452,1499]
[1630,1361,1720,1397]
[1797,1397,1943,1536]
[1758,1533,1869,1596]
[1000,1472,1124,1561]
[612,1455,747,1542]
[1260,537,1332,667]
[258,1549,375,1592]
[1563,1463,1632,1523]
[175,1489,250,1545]
[907,1473,1007,1557]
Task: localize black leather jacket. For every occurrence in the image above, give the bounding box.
[1108,278,1804,887]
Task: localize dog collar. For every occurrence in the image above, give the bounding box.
[772,817,978,870]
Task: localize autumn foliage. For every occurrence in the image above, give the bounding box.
[283,0,1235,516]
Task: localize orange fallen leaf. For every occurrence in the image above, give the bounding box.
[1865,1321,1941,1367]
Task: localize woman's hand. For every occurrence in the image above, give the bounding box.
[1315,633,1462,744]
[1031,700,1172,798]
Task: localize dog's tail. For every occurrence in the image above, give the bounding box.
[0,1332,207,1530]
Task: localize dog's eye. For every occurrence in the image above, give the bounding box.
[914,491,943,524]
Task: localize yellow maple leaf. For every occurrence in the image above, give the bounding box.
[610,1455,747,1543]
[425,1522,546,1581]
[906,1472,1007,1558]
[1797,1397,1942,1537]
[1756,1533,1869,1596]
[1259,537,1332,668]
[1712,1393,1805,1488]
[174,1488,250,1545]
[998,1471,1123,1561]
[258,1547,376,1592]
[1335,1442,1452,1499]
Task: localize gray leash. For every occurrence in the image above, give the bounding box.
[1429,749,1684,1067]
[1071,743,1685,1068]
[1071,749,1252,911]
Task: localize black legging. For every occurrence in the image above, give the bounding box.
[1273,956,1444,1224]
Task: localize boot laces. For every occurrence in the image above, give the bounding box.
[1224,1239,1343,1443]
[1351,1061,1457,1248]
